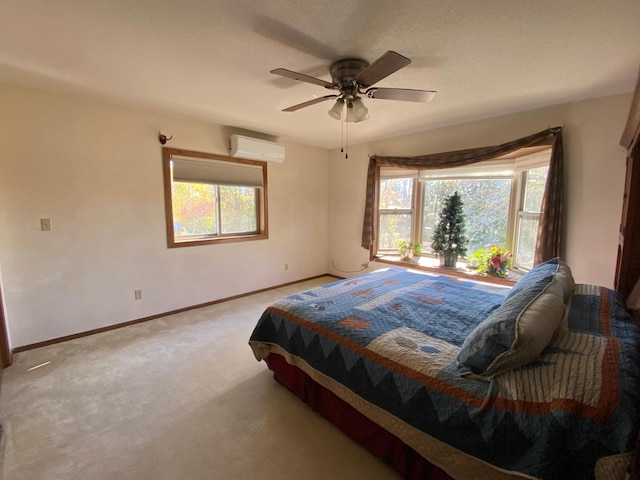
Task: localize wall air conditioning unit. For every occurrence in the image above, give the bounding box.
[229,134,285,163]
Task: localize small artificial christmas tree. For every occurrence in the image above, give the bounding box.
[431,191,468,267]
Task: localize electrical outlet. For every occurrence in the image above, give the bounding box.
[134,289,143,300]
[284,263,289,271]
[40,218,52,231]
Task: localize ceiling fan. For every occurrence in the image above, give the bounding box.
[271,51,436,123]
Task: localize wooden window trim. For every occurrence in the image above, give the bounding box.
[162,147,268,248]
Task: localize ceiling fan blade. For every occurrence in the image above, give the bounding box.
[365,88,436,103]
[271,68,335,89]
[354,51,411,88]
[282,95,338,112]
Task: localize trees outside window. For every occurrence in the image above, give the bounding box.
[171,184,257,237]
[422,179,511,255]
[378,178,415,250]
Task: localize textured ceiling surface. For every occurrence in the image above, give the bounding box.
[1,0,639,149]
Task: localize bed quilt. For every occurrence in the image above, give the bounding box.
[249,268,640,480]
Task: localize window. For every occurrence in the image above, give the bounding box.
[513,165,548,269]
[378,178,415,250]
[162,147,268,248]
[376,149,550,270]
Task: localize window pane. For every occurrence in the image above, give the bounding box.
[171,182,217,235]
[422,179,511,254]
[379,213,412,250]
[516,217,538,269]
[164,148,267,247]
[219,186,257,234]
[379,178,414,209]
[523,166,548,212]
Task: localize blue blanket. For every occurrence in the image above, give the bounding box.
[249,268,640,480]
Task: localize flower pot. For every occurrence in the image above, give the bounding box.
[488,261,509,277]
[399,250,413,261]
[441,254,458,268]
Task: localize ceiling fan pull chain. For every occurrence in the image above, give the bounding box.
[340,106,345,154]
[345,118,349,159]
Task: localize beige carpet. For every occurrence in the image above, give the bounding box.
[0,277,400,480]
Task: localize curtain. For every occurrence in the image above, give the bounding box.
[533,131,563,264]
[361,127,564,264]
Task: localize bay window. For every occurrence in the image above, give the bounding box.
[377,149,550,270]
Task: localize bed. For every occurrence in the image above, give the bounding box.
[249,259,640,480]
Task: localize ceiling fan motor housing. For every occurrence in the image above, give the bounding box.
[330,58,369,95]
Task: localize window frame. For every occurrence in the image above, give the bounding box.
[511,157,551,269]
[373,148,551,269]
[377,177,417,251]
[162,147,268,248]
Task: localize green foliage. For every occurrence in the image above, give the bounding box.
[397,240,410,252]
[397,240,422,260]
[468,245,512,277]
[378,178,414,250]
[172,183,217,234]
[219,186,257,233]
[171,182,257,236]
[422,179,510,255]
[431,192,468,257]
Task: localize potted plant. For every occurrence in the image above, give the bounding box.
[412,243,423,259]
[397,240,413,261]
[431,192,468,268]
[468,245,512,277]
[397,241,423,261]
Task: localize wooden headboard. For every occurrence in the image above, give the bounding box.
[615,66,640,299]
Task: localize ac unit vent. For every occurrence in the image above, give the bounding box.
[229,135,285,163]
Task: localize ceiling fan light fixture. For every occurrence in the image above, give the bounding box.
[328,99,344,119]
[346,97,369,123]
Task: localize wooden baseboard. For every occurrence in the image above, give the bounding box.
[13,273,338,354]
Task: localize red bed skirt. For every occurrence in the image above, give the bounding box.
[264,353,453,480]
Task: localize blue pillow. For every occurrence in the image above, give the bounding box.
[457,258,574,379]
[506,257,560,300]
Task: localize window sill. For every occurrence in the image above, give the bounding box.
[375,255,520,287]
[169,232,268,248]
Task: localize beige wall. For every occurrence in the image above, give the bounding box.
[0,81,631,349]
[0,82,329,348]
[327,94,632,288]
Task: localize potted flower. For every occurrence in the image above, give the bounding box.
[431,192,468,268]
[398,240,412,261]
[397,241,423,261]
[397,240,413,261]
[468,245,512,277]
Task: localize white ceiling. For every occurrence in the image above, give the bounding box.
[1,0,639,149]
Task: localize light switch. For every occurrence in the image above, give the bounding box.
[40,218,52,231]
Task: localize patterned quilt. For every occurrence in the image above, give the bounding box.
[249,268,640,480]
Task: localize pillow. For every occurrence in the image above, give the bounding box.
[506,257,563,300]
[456,258,575,379]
